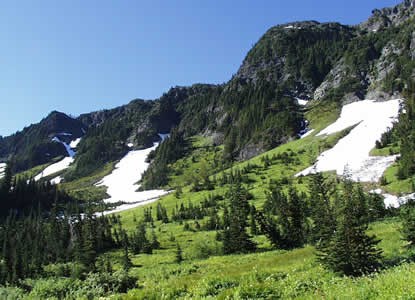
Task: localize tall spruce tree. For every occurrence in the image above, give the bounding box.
[318,179,382,276]
[308,173,336,247]
[222,181,256,254]
[401,199,415,254]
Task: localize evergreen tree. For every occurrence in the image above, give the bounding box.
[308,173,336,247]
[222,181,256,254]
[175,243,183,264]
[318,179,382,276]
[401,199,415,254]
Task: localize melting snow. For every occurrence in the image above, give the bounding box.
[301,129,315,139]
[158,133,170,141]
[96,142,167,205]
[100,197,161,215]
[52,137,76,157]
[34,136,81,182]
[297,99,401,182]
[34,157,74,181]
[0,163,6,179]
[370,189,415,208]
[96,134,170,214]
[50,176,63,185]
[285,25,302,30]
[69,138,81,148]
[295,97,309,106]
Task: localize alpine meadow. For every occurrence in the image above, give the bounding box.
[1,1,415,299]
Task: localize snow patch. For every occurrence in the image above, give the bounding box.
[301,129,315,139]
[295,97,309,106]
[52,137,75,157]
[35,137,81,182]
[34,157,74,181]
[69,138,81,148]
[50,176,63,185]
[96,141,168,213]
[158,133,170,141]
[285,25,302,30]
[297,99,401,182]
[0,163,6,179]
[370,190,415,208]
[100,197,161,215]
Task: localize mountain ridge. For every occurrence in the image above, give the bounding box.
[1,0,414,181]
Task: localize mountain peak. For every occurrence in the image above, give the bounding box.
[360,0,415,32]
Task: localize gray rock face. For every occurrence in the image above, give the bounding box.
[234,21,353,100]
[410,31,415,60]
[313,59,348,101]
[360,0,414,32]
[238,143,265,161]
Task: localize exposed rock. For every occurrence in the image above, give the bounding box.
[365,90,403,102]
[313,59,348,101]
[360,0,415,32]
[238,143,265,161]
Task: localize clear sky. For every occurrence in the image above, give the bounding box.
[0,0,402,136]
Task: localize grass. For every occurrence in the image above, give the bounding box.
[305,99,340,132]
[381,164,413,194]
[9,101,415,298]
[60,162,115,202]
[15,158,61,180]
[99,129,407,299]
[104,218,414,300]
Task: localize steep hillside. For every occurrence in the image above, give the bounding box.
[0,111,85,172]
[0,0,413,192]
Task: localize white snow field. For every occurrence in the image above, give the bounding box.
[301,129,315,139]
[69,138,81,148]
[97,143,167,204]
[97,134,169,214]
[295,97,309,106]
[34,136,81,182]
[0,163,6,179]
[370,189,415,208]
[34,157,74,181]
[297,99,401,182]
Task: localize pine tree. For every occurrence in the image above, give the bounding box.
[121,231,132,271]
[175,243,183,264]
[318,180,382,276]
[401,199,415,254]
[222,181,256,254]
[309,173,336,247]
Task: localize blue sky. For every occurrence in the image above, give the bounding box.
[0,0,401,136]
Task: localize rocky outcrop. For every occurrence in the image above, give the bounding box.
[360,0,414,32]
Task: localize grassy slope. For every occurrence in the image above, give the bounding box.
[105,103,414,299]
[107,218,413,300]
[11,101,415,299]
[61,162,114,202]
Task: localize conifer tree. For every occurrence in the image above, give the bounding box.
[318,179,382,276]
[401,199,415,254]
[308,173,336,247]
[175,243,183,263]
[222,181,256,254]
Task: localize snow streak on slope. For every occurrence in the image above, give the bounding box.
[52,137,75,157]
[0,163,6,179]
[297,99,401,182]
[370,189,415,208]
[97,134,169,213]
[295,97,309,106]
[34,136,81,182]
[34,157,74,181]
[97,144,167,204]
[69,138,81,148]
